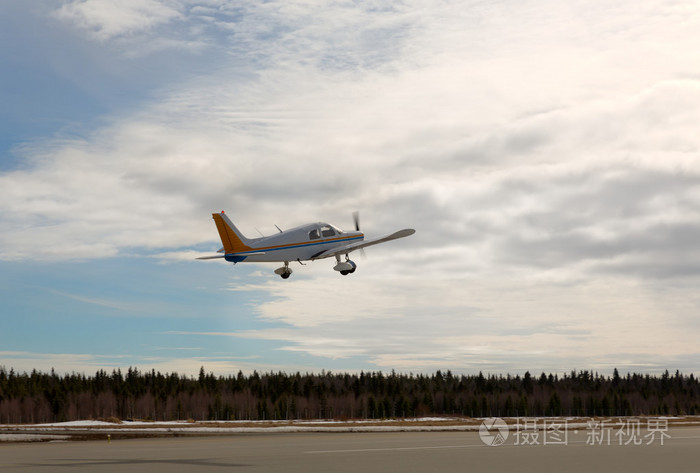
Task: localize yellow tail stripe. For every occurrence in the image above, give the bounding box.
[212,214,253,253]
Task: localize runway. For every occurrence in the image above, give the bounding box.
[2,427,699,472]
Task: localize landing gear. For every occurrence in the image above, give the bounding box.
[274,262,293,279]
[333,255,357,276]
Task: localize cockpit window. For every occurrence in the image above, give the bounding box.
[321,225,335,237]
[309,229,320,240]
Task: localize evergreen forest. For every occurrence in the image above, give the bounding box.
[1,367,699,424]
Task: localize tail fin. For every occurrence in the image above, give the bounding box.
[212,212,254,254]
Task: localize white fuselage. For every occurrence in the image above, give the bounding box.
[224,222,364,263]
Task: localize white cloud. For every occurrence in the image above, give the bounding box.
[4,0,700,374]
[171,274,700,374]
[6,1,700,271]
[55,0,183,41]
[0,350,304,376]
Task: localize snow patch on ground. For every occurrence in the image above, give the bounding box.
[1,416,697,443]
[33,420,120,427]
[11,417,465,428]
[0,434,70,442]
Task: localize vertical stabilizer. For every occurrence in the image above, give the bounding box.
[212,212,254,254]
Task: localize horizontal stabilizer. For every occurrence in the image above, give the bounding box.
[196,255,226,260]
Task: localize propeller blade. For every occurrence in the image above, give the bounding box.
[353,211,360,231]
[353,211,365,257]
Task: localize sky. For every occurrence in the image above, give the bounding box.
[2,0,700,378]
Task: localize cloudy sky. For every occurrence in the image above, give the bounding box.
[2,0,700,377]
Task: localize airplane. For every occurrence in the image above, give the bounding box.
[197,211,415,278]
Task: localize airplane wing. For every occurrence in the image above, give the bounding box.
[311,228,415,260]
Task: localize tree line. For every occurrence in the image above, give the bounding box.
[0,367,698,424]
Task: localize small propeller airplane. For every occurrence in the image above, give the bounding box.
[197,211,415,278]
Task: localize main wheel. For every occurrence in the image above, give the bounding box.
[340,270,349,275]
[281,272,291,279]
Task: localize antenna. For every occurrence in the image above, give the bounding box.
[275,225,283,233]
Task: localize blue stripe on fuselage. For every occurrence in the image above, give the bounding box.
[226,235,363,260]
[225,254,248,263]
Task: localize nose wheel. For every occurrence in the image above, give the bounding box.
[334,255,357,275]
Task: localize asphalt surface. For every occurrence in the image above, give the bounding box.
[1,427,699,472]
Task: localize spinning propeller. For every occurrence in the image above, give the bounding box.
[353,211,366,258]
